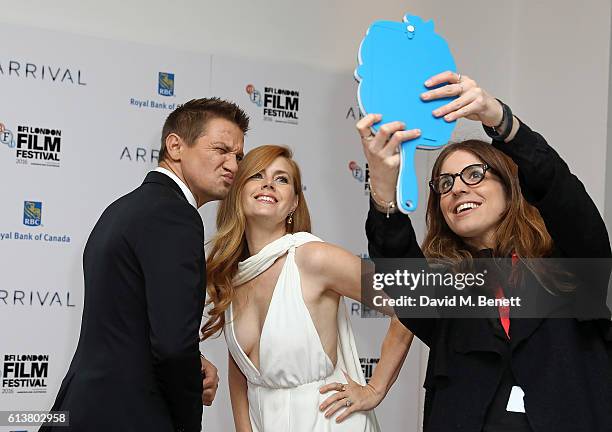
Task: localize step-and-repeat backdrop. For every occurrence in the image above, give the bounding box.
[0,24,432,431]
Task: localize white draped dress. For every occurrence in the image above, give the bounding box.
[224,232,380,432]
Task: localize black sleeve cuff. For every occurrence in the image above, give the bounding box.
[366,198,424,258]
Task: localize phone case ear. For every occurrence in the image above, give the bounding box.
[355,14,458,213]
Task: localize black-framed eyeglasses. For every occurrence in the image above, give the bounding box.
[429,163,490,194]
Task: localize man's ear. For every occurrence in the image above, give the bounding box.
[164,133,183,161]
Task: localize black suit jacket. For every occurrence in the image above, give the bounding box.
[366,121,612,431]
[41,171,205,432]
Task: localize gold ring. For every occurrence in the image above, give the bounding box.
[341,384,347,392]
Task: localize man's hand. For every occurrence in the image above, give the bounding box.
[200,356,219,406]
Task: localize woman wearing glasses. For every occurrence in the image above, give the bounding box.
[357,71,612,432]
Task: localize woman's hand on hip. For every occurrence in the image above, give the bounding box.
[319,371,384,423]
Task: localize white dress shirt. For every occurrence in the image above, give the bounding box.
[153,167,198,209]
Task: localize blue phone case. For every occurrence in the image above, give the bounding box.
[355,14,457,213]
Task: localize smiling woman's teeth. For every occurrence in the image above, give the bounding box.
[456,202,480,214]
[257,196,275,203]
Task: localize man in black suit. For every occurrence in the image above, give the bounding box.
[40,98,249,432]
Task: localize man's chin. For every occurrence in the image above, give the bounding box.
[211,188,231,201]
[198,190,229,205]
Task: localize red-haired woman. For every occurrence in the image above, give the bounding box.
[358,71,612,432]
[202,145,413,431]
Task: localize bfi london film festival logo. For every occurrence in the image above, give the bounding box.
[246,84,300,125]
[360,357,380,384]
[129,71,180,111]
[347,106,371,195]
[1,354,49,394]
[349,161,370,194]
[0,59,86,86]
[1,124,62,168]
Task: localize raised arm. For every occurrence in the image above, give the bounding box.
[357,114,437,346]
[420,70,610,258]
[491,120,611,258]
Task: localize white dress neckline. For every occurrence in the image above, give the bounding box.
[223,232,380,431]
[228,232,334,378]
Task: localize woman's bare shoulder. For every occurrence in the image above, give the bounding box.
[295,241,359,278]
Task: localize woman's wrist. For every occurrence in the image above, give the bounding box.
[366,380,387,401]
[369,177,395,203]
[504,116,520,142]
[483,100,516,142]
[370,183,398,218]
[482,97,504,128]
[370,189,396,207]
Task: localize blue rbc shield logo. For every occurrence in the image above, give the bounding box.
[23,201,42,226]
[158,72,175,96]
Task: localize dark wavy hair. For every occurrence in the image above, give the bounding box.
[422,140,554,260]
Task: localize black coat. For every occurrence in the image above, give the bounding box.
[366,121,612,432]
[40,171,206,432]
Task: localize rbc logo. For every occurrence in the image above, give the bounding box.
[158,72,175,97]
[23,201,42,226]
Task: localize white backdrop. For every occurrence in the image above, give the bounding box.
[3,2,612,431]
[0,24,427,431]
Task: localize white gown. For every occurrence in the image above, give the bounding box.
[224,232,381,432]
